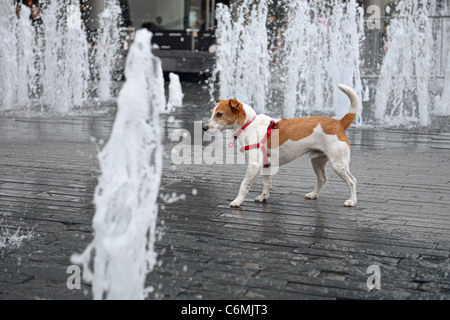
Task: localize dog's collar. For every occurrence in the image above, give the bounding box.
[233,117,256,140]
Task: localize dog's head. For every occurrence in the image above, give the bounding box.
[203,99,246,133]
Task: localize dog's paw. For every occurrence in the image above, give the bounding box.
[229,199,242,208]
[304,192,318,200]
[344,199,357,207]
[254,195,268,203]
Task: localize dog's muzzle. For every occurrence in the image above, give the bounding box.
[202,123,209,132]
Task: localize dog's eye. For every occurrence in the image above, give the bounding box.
[216,112,222,117]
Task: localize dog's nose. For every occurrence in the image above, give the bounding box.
[202,123,209,132]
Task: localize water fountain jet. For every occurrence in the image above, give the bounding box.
[0,0,123,113]
[71,29,165,300]
[211,0,449,128]
[374,1,434,127]
[211,0,364,122]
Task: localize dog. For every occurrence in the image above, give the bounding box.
[202,84,360,208]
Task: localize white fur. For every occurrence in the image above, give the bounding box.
[337,83,360,115]
[206,104,223,132]
[229,113,271,207]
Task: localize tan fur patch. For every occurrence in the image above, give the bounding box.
[211,99,246,127]
[267,116,351,149]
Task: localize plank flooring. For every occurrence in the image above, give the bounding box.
[1,88,449,299]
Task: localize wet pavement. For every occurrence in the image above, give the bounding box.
[1,83,450,299]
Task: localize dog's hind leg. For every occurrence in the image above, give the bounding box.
[255,174,272,202]
[305,154,328,200]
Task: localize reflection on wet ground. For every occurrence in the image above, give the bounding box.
[1,82,450,299]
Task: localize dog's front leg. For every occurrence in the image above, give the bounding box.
[255,175,271,202]
[230,162,262,208]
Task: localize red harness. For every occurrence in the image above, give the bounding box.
[234,119,278,168]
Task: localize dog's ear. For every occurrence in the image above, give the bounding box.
[229,99,242,111]
[216,99,222,103]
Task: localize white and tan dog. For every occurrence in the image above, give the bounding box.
[203,84,360,208]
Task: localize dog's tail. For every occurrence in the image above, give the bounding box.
[337,84,360,130]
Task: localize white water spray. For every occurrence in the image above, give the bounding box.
[212,1,270,114]
[212,0,364,120]
[435,10,450,116]
[71,29,165,300]
[166,72,184,112]
[0,3,36,110]
[38,0,90,112]
[0,1,122,113]
[439,47,450,115]
[97,0,122,102]
[375,1,434,127]
[212,1,450,127]
[281,1,364,120]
